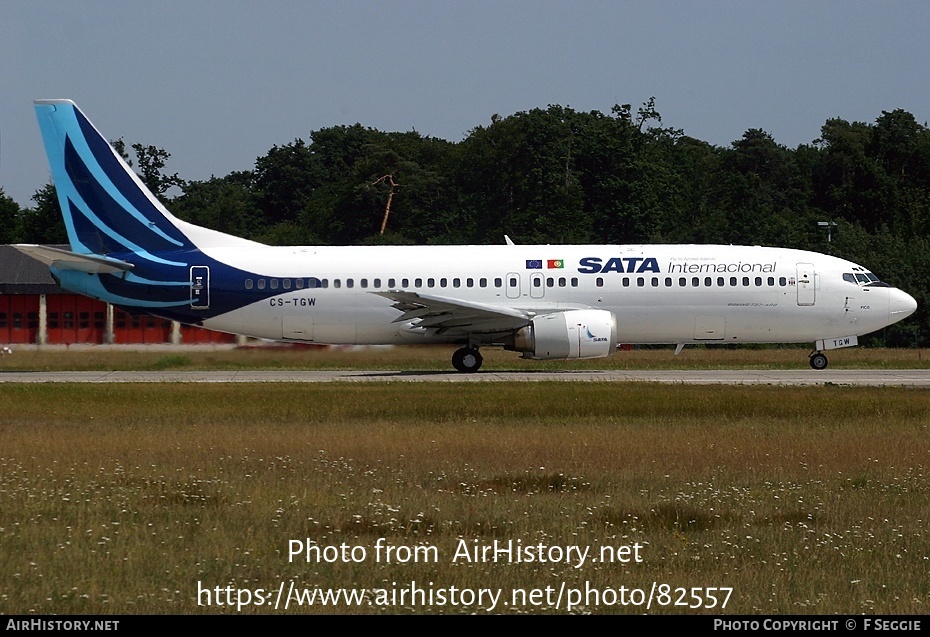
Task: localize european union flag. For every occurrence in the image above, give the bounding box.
[526,259,543,269]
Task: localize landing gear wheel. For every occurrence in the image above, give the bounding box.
[809,352,828,370]
[452,347,483,373]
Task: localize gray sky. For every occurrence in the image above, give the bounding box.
[2,1,929,207]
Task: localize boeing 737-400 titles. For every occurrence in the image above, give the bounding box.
[15,100,918,372]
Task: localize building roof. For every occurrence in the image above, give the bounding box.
[0,245,66,295]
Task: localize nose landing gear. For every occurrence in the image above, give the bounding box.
[809,351,828,370]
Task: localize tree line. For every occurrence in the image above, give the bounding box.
[3,99,929,345]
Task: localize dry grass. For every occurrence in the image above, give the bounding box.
[1,343,928,372]
[1,382,928,614]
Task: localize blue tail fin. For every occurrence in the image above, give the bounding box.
[29,100,261,315]
[34,99,196,256]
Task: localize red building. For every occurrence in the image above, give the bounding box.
[1,245,238,346]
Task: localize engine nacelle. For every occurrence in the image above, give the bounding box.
[508,309,619,360]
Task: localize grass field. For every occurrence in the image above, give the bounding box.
[1,379,928,614]
[1,343,929,372]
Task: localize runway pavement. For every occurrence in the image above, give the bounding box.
[2,369,930,386]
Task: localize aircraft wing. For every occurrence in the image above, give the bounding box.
[13,244,134,275]
[373,290,533,334]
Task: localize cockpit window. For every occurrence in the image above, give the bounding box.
[844,271,890,287]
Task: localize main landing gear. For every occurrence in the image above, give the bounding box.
[452,347,483,373]
[809,351,828,370]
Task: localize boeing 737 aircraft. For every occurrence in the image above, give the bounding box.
[16,100,918,371]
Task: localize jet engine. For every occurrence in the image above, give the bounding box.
[507,309,618,360]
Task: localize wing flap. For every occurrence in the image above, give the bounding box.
[374,290,532,334]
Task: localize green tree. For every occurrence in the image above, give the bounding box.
[171,172,264,240]
[453,106,588,244]
[0,189,20,243]
[111,138,185,201]
[17,183,68,244]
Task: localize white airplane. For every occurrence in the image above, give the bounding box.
[16,100,918,372]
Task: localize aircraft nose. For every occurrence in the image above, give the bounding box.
[889,288,918,321]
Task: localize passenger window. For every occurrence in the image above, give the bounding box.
[467,278,474,287]
[779,277,787,286]
[428,278,435,288]
[692,277,699,287]
[257,279,266,290]
[440,278,447,287]
[283,279,292,290]
[767,277,775,286]
[360,279,368,288]
[373,278,381,288]
[730,277,737,286]
[270,279,279,290]
[480,278,488,287]
[622,277,630,287]
[679,277,686,287]
[742,277,749,286]
[296,279,305,289]
[245,279,253,290]
[704,277,712,286]
[346,279,354,289]
[453,278,460,288]
[755,277,762,286]
[415,278,422,287]
[495,278,502,287]
[637,277,645,287]
[596,277,604,288]
[559,277,567,287]
[717,277,724,286]
[651,277,659,287]
[334,279,341,288]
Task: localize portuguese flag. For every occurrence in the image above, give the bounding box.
[547,259,564,269]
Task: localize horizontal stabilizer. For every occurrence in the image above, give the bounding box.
[12,244,134,275]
